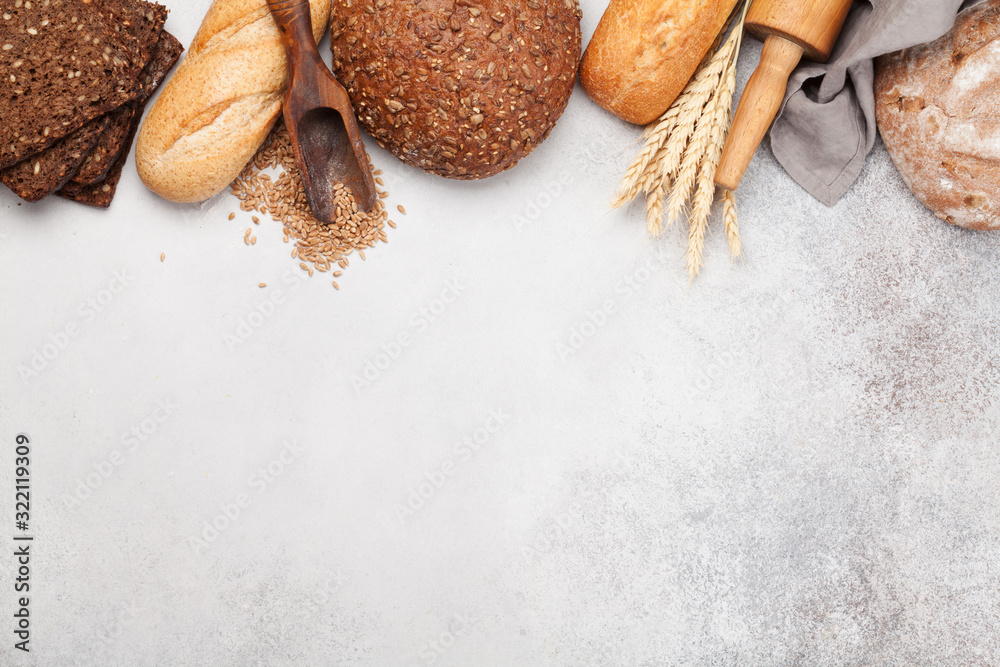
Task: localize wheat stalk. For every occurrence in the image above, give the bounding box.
[612,105,680,208]
[614,30,737,211]
[639,36,736,195]
[686,51,738,278]
[636,37,738,231]
[646,178,667,237]
[614,45,731,209]
[612,0,753,278]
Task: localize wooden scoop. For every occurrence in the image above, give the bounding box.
[266,0,377,219]
[714,0,853,191]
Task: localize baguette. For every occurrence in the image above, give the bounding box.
[136,0,331,203]
[580,0,739,125]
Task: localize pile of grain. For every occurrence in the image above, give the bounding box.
[230,123,397,289]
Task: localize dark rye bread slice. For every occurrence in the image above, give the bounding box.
[70,29,181,187]
[0,0,167,201]
[141,28,183,97]
[58,31,183,207]
[69,104,136,187]
[0,116,109,202]
[88,0,167,75]
[0,0,144,170]
[57,112,139,208]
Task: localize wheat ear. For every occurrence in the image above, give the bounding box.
[643,32,738,198]
[666,110,714,228]
[686,53,738,279]
[723,189,741,259]
[645,177,667,237]
[618,49,729,208]
[634,34,737,199]
[681,110,720,278]
[613,0,754,276]
[612,105,681,208]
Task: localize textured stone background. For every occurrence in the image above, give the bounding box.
[1,2,999,665]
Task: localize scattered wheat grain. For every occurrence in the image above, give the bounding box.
[229,122,401,290]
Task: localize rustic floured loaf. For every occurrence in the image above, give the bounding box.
[136,0,331,203]
[580,0,740,125]
[329,0,582,180]
[875,0,1000,231]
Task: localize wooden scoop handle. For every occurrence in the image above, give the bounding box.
[715,35,803,191]
[266,0,322,68]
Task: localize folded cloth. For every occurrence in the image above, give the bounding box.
[769,0,982,206]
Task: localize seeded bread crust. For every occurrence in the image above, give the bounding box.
[57,110,139,207]
[0,0,143,169]
[0,116,108,202]
[329,0,582,180]
[69,29,183,188]
[90,0,168,74]
[61,0,167,188]
[875,0,1000,231]
[69,104,136,187]
[0,0,167,201]
[60,30,183,205]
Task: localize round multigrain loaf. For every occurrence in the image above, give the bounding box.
[329,0,582,180]
[875,0,1000,231]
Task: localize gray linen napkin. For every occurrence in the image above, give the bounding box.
[769,0,981,205]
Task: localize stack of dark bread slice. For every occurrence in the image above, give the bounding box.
[0,0,182,207]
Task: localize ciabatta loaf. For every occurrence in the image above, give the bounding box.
[580,0,739,125]
[136,0,331,203]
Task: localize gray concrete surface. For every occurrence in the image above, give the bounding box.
[1,2,998,665]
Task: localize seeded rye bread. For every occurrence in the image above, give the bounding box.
[59,29,182,207]
[88,0,167,70]
[68,103,135,186]
[0,0,143,170]
[65,28,182,192]
[0,0,166,201]
[57,110,138,206]
[875,0,1000,231]
[328,0,582,179]
[62,0,167,186]
[0,116,109,201]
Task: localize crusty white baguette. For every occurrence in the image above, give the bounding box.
[136,0,331,203]
[580,0,739,125]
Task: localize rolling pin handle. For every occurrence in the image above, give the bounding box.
[714,35,804,191]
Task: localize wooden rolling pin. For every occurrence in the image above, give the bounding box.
[714,0,853,190]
